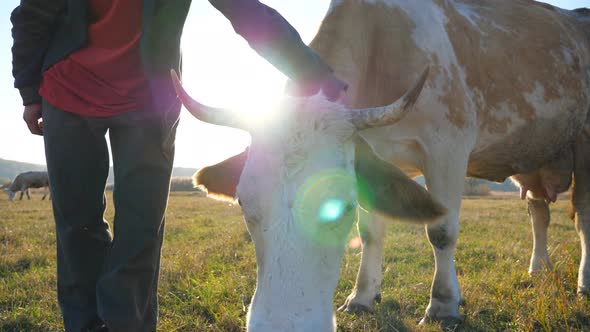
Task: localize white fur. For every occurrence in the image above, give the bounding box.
[236,95,358,331]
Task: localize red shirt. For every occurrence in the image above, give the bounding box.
[39,0,150,117]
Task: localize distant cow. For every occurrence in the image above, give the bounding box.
[4,171,50,201]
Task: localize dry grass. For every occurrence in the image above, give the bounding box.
[0,193,588,331]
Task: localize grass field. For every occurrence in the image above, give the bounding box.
[1,192,589,331]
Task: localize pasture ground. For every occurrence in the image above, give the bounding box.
[1,192,589,331]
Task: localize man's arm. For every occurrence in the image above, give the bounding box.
[11,0,66,106]
[208,0,347,100]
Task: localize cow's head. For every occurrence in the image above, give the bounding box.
[1,183,14,202]
[172,69,443,331]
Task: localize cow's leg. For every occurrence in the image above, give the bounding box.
[339,211,385,313]
[573,130,590,296]
[25,189,31,200]
[527,199,552,273]
[420,154,467,327]
[19,190,24,200]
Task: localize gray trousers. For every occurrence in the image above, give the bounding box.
[42,100,180,332]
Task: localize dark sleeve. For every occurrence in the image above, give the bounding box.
[208,0,333,85]
[11,0,66,105]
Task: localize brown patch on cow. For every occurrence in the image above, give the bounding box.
[441,0,587,134]
[439,64,467,128]
[467,114,583,181]
[193,148,248,201]
[310,1,429,110]
[423,53,467,129]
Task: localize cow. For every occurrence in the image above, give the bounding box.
[181,0,590,329]
[173,67,447,331]
[4,171,50,201]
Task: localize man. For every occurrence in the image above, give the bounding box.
[10,1,347,331]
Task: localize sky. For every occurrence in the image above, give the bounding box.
[0,0,584,168]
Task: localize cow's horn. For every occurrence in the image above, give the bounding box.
[170,70,247,130]
[350,67,429,130]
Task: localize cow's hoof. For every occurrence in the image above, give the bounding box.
[419,314,464,331]
[338,293,381,314]
[374,293,382,304]
[528,269,542,276]
[338,302,373,314]
[528,265,552,276]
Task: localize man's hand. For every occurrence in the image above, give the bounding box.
[23,103,43,135]
[320,73,348,103]
[285,73,349,104]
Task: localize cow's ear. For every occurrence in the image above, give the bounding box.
[355,137,446,223]
[193,148,249,202]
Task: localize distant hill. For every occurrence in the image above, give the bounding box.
[171,167,199,177]
[0,158,198,184]
[413,176,518,192]
[0,158,46,180]
[483,179,518,192]
[105,167,198,183]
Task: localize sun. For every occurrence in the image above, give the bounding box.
[176,64,286,127]
[170,0,328,168]
[179,21,288,128]
[173,23,290,167]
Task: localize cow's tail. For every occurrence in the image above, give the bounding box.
[569,177,576,222]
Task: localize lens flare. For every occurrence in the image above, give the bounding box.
[348,237,362,249]
[318,199,346,223]
[293,168,357,247]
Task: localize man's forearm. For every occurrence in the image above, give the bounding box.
[208,0,334,85]
[11,0,66,105]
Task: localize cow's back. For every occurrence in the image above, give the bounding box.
[313,0,590,181]
[11,171,48,190]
